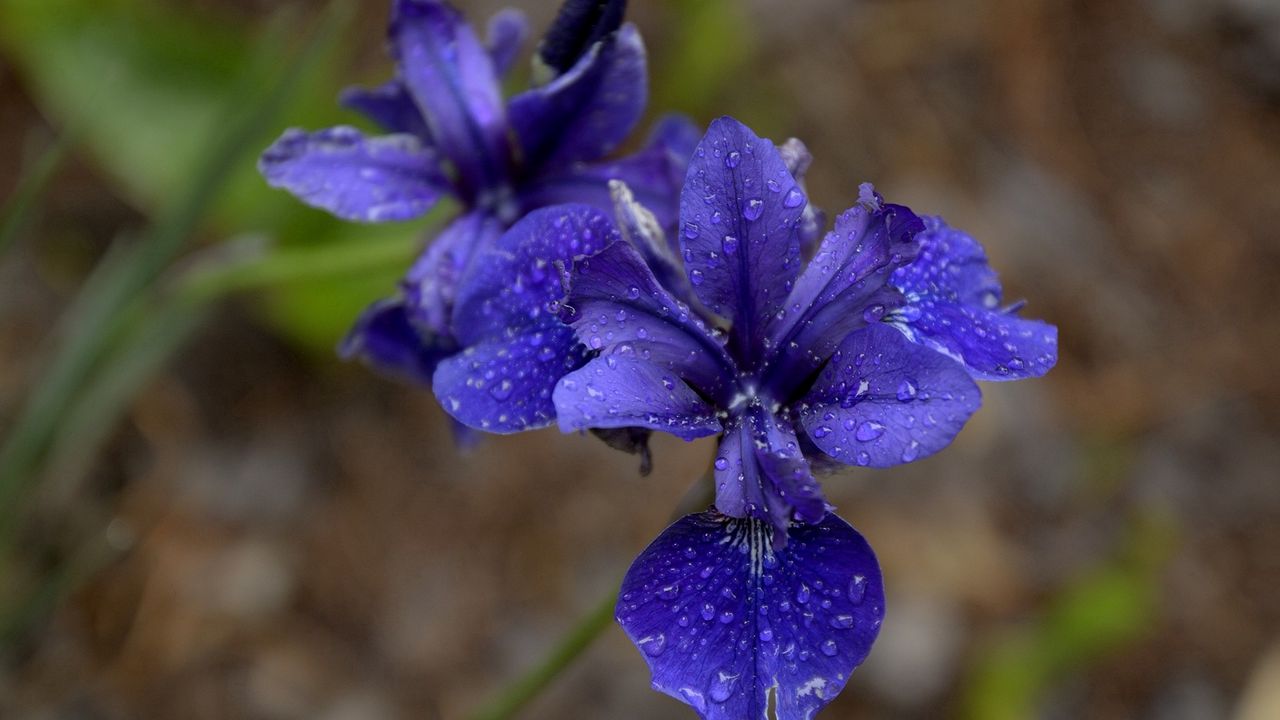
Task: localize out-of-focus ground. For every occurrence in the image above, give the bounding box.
[2,0,1279,718]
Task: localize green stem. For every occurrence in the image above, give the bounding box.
[468,476,716,720]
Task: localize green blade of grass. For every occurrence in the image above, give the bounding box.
[0,130,74,256]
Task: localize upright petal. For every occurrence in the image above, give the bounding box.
[562,241,734,400]
[714,403,826,540]
[391,0,509,193]
[339,80,432,139]
[402,211,504,336]
[433,205,618,432]
[680,118,805,364]
[890,217,1058,381]
[509,23,647,172]
[537,0,628,76]
[763,192,923,398]
[259,127,450,222]
[554,355,722,440]
[339,298,454,385]
[485,8,528,77]
[520,113,700,231]
[798,324,981,468]
[778,138,825,255]
[617,511,885,720]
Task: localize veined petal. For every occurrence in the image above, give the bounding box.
[338,80,432,139]
[764,191,923,397]
[510,23,647,172]
[402,211,504,336]
[259,127,449,222]
[436,205,618,432]
[339,298,454,385]
[563,241,734,400]
[617,511,885,720]
[714,403,826,540]
[520,113,700,231]
[391,0,509,193]
[554,356,722,440]
[485,8,528,77]
[680,117,805,363]
[799,324,981,468]
[890,217,1058,381]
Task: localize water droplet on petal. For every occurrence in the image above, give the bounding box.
[709,669,739,702]
[848,574,868,605]
[714,457,729,471]
[783,187,806,208]
[896,379,918,401]
[743,198,764,221]
[641,633,667,656]
[488,379,514,401]
[690,269,705,286]
[725,151,741,169]
[854,421,885,442]
[820,639,839,657]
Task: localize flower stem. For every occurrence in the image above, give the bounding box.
[467,475,715,720]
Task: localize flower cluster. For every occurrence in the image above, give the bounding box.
[260,2,1057,718]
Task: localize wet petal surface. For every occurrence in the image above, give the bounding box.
[258,127,449,222]
[402,211,503,336]
[554,356,722,440]
[617,511,885,720]
[338,80,432,139]
[339,298,452,385]
[799,324,981,468]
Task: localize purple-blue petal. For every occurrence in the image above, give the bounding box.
[617,511,885,720]
[799,323,981,468]
[508,23,647,173]
[338,80,432,140]
[259,127,450,222]
[890,217,1058,381]
[562,241,734,400]
[554,356,722,440]
[485,8,528,77]
[714,404,826,539]
[679,117,805,361]
[391,0,509,193]
[778,138,825,255]
[339,298,453,385]
[763,192,923,396]
[402,211,504,336]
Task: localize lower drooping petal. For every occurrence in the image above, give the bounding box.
[402,211,504,336]
[259,127,450,222]
[339,298,453,385]
[798,323,981,468]
[891,217,1057,381]
[617,511,885,720]
[554,356,722,440]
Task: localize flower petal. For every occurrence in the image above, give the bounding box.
[338,80,432,139]
[485,8,528,77]
[509,23,647,172]
[554,356,722,440]
[520,113,700,231]
[799,324,981,468]
[391,0,509,192]
[890,217,1058,381]
[714,403,826,539]
[339,298,453,385]
[763,191,923,397]
[259,127,450,222]
[679,117,805,361]
[435,204,618,432]
[402,211,504,336]
[617,511,885,720]
[778,138,825,255]
[563,241,734,400]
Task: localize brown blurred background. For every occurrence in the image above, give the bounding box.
[2,0,1279,718]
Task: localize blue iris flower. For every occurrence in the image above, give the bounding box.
[258,0,696,394]
[427,116,1056,718]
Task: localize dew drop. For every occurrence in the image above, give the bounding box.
[848,574,867,605]
[714,457,729,471]
[896,378,918,401]
[743,198,765,221]
[725,151,742,169]
[829,614,855,629]
[854,421,885,442]
[488,379,514,401]
[709,670,739,702]
[722,235,739,254]
[642,633,667,657]
[659,583,680,600]
[690,269,705,286]
[783,187,806,208]
[820,639,839,657]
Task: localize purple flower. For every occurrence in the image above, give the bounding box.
[428,115,1056,718]
[258,0,696,390]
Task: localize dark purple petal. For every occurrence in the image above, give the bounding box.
[891,217,1058,381]
[338,81,432,139]
[563,241,734,400]
[679,117,805,362]
[608,180,692,302]
[433,326,586,432]
[520,113,700,231]
[798,324,981,468]
[340,298,453,385]
[402,211,504,336]
[485,8,528,77]
[714,403,826,540]
[435,205,618,432]
[617,511,885,720]
[509,23,646,172]
[391,0,509,192]
[259,127,450,222]
[537,0,628,76]
[763,192,923,397]
[554,356,722,440]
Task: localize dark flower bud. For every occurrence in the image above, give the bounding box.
[537,0,627,76]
